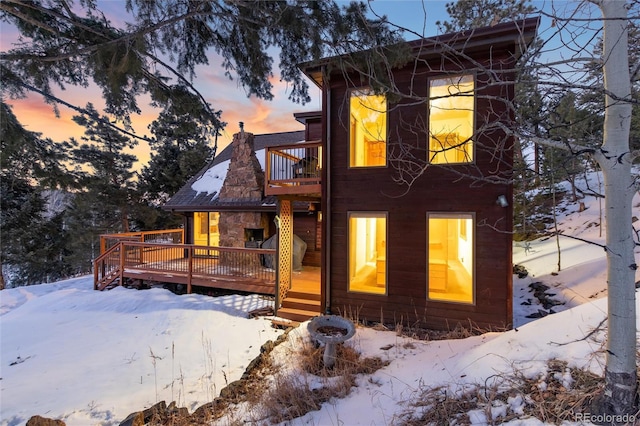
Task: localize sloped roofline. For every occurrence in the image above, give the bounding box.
[163,129,305,211]
[300,16,541,87]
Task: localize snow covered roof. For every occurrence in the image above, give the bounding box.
[163,130,305,212]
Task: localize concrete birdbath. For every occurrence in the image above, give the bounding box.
[307,315,356,368]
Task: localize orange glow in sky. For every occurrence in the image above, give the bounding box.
[6,68,318,170]
[3,1,449,172]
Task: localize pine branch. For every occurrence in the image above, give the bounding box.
[14,79,152,143]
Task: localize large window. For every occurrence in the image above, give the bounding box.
[428,75,474,164]
[348,213,387,294]
[427,213,474,304]
[194,212,219,254]
[350,89,387,167]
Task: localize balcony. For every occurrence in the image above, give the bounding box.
[265,140,322,197]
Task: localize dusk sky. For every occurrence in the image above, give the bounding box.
[0,1,454,169]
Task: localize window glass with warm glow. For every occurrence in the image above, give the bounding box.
[429,75,474,164]
[194,212,219,255]
[350,89,387,167]
[348,213,387,294]
[427,213,474,304]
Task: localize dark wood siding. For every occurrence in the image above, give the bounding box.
[295,213,321,267]
[306,118,322,141]
[326,45,517,330]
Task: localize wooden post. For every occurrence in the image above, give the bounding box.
[187,246,193,294]
[94,262,99,290]
[118,242,125,287]
[276,199,293,310]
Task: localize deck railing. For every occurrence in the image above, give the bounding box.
[265,140,322,196]
[94,240,276,294]
[100,229,184,253]
[94,242,124,290]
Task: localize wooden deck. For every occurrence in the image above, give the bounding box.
[290,266,321,295]
[94,240,320,298]
[125,261,320,296]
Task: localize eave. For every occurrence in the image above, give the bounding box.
[300,16,540,87]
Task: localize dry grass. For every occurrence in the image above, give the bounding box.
[253,339,389,424]
[126,323,639,425]
[400,358,640,425]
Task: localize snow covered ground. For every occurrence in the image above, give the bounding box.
[1,173,639,425]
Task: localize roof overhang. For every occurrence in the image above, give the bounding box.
[299,17,540,87]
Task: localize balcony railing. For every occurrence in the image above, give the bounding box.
[265,141,322,196]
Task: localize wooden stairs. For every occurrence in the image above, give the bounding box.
[274,290,322,327]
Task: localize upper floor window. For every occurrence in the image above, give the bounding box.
[428,75,474,164]
[350,89,387,167]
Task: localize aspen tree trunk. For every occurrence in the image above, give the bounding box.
[594,0,638,419]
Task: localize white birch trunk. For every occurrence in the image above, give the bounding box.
[595,0,637,417]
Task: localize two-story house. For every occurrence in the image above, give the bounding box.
[110,17,542,330]
[264,17,539,330]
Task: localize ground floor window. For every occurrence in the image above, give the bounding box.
[194,212,219,253]
[427,213,474,304]
[348,212,387,295]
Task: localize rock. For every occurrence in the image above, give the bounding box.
[219,380,246,399]
[529,282,550,292]
[525,309,549,319]
[119,411,144,426]
[119,401,168,426]
[26,416,66,426]
[513,264,529,279]
[192,400,222,422]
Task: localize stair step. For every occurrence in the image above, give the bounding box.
[281,297,321,311]
[286,291,321,302]
[277,307,319,323]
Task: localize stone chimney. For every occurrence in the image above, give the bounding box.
[218,130,268,259]
[218,130,264,202]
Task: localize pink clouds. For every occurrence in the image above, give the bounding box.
[7,91,157,168]
[5,44,319,172]
[7,95,85,142]
[194,55,319,151]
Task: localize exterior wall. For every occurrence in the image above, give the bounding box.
[295,212,321,267]
[326,48,516,330]
[306,118,322,141]
[183,209,320,267]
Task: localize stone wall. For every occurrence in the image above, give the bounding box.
[218,131,268,268]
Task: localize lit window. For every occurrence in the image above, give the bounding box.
[194,212,219,255]
[429,75,474,164]
[350,89,387,167]
[348,213,387,294]
[428,213,474,304]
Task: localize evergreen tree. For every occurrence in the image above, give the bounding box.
[542,91,602,200]
[70,103,137,234]
[581,20,640,156]
[1,1,401,139]
[0,101,73,287]
[436,0,535,33]
[61,104,138,272]
[135,87,219,230]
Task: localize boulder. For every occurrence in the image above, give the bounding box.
[26,416,65,426]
